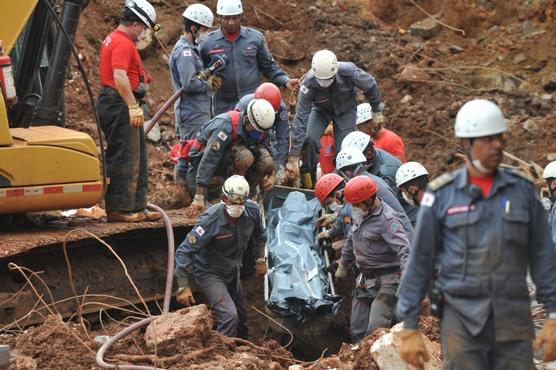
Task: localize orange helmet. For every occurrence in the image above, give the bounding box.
[344,176,378,204]
[315,173,344,203]
[254,83,282,112]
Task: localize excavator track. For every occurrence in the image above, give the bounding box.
[0,210,195,327]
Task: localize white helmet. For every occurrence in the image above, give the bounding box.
[222,175,250,202]
[341,131,371,152]
[246,99,275,131]
[356,103,373,125]
[336,147,366,170]
[543,161,556,179]
[454,99,507,138]
[183,4,213,28]
[125,0,157,29]
[396,162,429,187]
[312,50,338,80]
[217,0,243,16]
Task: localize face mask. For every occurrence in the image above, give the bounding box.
[328,201,340,212]
[351,206,367,220]
[247,129,264,141]
[195,30,209,45]
[316,78,334,88]
[138,29,147,41]
[225,204,245,218]
[402,191,416,207]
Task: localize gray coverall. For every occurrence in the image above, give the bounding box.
[236,93,290,168]
[186,111,274,195]
[174,200,266,338]
[549,198,556,248]
[290,62,383,169]
[169,38,212,182]
[342,201,410,343]
[396,167,556,370]
[200,27,290,115]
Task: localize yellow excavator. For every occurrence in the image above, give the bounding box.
[0,0,102,215]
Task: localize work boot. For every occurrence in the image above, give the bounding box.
[141,209,161,221]
[106,211,146,222]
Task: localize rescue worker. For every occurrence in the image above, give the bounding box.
[315,173,352,252]
[169,4,222,185]
[97,0,161,222]
[187,99,276,212]
[336,175,410,343]
[543,161,556,248]
[174,175,267,338]
[356,102,407,162]
[200,0,299,115]
[335,147,414,239]
[395,162,429,226]
[396,99,556,370]
[286,49,384,180]
[341,130,401,191]
[235,83,289,179]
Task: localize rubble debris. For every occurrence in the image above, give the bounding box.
[448,45,464,54]
[523,119,539,135]
[409,18,442,39]
[399,64,430,83]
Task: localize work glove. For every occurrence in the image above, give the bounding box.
[318,230,330,241]
[396,329,430,370]
[317,213,337,228]
[128,103,144,128]
[335,263,347,279]
[255,258,267,277]
[176,286,195,307]
[285,156,300,179]
[208,75,222,91]
[190,194,206,213]
[534,319,556,362]
[262,172,276,192]
[276,165,287,185]
[373,112,384,125]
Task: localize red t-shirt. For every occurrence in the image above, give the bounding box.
[374,128,407,163]
[99,29,144,90]
[469,174,495,198]
[223,30,240,42]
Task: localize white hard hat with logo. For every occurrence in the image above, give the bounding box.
[183,4,214,28]
[125,0,157,30]
[341,131,371,152]
[336,147,366,170]
[356,103,373,125]
[312,50,338,80]
[247,99,275,131]
[396,162,429,187]
[217,0,243,16]
[222,175,250,202]
[543,161,556,179]
[454,99,507,138]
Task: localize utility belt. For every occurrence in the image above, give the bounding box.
[361,266,401,279]
[100,83,147,101]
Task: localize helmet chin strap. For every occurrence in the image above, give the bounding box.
[462,145,495,175]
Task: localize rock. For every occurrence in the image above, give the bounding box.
[546,153,556,162]
[523,119,539,135]
[370,323,442,370]
[473,70,521,92]
[513,53,527,64]
[145,121,161,143]
[399,64,430,82]
[521,21,543,37]
[144,305,213,355]
[449,45,464,54]
[541,94,553,102]
[401,95,413,104]
[542,73,556,93]
[9,350,37,370]
[409,17,442,39]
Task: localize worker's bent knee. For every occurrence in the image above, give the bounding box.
[232,145,255,175]
[255,147,274,174]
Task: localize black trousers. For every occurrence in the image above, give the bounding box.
[97,90,147,213]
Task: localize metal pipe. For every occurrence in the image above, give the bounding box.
[96,204,174,369]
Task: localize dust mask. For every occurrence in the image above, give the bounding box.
[316,78,334,88]
[328,201,340,212]
[195,31,209,45]
[138,29,147,41]
[351,206,367,220]
[225,204,245,218]
[402,191,416,207]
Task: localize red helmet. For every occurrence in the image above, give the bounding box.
[344,176,378,204]
[315,173,344,203]
[254,83,282,112]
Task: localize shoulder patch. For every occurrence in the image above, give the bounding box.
[194,225,205,236]
[187,234,197,245]
[353,69,361,80]
[182,50,192,57]
[428,173,454,191]
[421,192,435,207]
[279,110,288,121]
[217,131,228,141]
[300,85,309,94]
[389,221,400,234]
[506,168,534,183]
[211,141,221,151]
